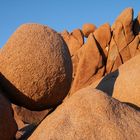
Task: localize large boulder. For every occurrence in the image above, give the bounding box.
[93,54,140,107]
[112,7,134,44]
[82,23,96,37]
[106,8,135,73]
[28,87,140,140]
[0,90,17,140]
[0,24,72,110]
[70,33,104,94]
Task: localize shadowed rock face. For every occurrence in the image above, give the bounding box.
[0,90,17,140]
[92,54,140,108]
[28,87,140,140]
[12,104,51,125]
[0,23,72,110]
[62,8,140,96]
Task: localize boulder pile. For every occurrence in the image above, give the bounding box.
[61,8,140,94]
[0,7,140,140]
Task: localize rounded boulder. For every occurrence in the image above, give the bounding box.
[0,23,72,110]
[82,23,96,37]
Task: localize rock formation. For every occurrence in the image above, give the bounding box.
[0,24,72,110]
[92,54,140,107]
[82,23,96,37]
[0,7,140,140]
[28,87,140,140]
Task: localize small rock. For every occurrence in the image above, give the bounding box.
[82,23,96,37]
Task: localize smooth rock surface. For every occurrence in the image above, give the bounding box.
[28,87,140,140]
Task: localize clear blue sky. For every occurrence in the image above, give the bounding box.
[0,0,139,48]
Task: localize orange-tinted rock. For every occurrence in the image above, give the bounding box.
[0,90,17,140]
[93,54,140,107]
[13,106,25,129]
[112,21,131,63]
[60,30,70,43]
[82,23,96,37]
[68,35,82,56]
[112,21,127,51]
[0,24,72,110]
[106,37,121,73]
[94,23,111,57]
[84,66,105,87]
[70,33,102,94]
[129,35,140,57]
[61,30,82,56]
[111,54,122,72]
[71,29,84,46]
[119,46,131,63]
[28,87,140,140]
[12,105,51,125]
[135,49,140,56]
[112,7,134,44]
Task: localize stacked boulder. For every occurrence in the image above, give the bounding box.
[61,8,140,94]
[0,7,140,140]
[0,24,72,139]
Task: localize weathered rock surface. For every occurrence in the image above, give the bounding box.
[106,8,135,73]
[0,90,17,140]
[129,35,140,57]
[93,54,140,107]
[71,29,84,46]
[94,23,111,58]
[82,23,96,37]
[28,87,140,140]
[70,33,103,94]
[61,29,83,56]
[0,24,72,110]
[112,7,134,44]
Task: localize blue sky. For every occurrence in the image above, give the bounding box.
[0,0,139,48]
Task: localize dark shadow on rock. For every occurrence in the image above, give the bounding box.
[133,17,140,35]
[0,72,59,111]
[123,102,140,111]
[16,124,36,140]
[96,70,119,96]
